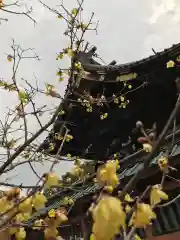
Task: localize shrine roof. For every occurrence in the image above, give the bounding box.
[78,42,180,74]
[27,42,180,238]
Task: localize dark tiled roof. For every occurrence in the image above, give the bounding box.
[31,42,180,237]
[153,193,180,236]
[81,42,180,73]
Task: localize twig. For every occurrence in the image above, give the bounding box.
[0,6,36,25]
[0,182,40,189]
[49,127,69,172]
[119,95,180,198]
[0,99,67,175]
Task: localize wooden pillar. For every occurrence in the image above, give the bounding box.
[0,230,10,240]
[81,218,91,240]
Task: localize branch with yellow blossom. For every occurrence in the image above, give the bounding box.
[119,94,180,198]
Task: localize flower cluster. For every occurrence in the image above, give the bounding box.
[112,94,130,108]
[78,98,93,112]
[91,196,126,240]
[0,79,16,91]
[45,84,60,98]
[0,172,69,240]
[96,159,120,191]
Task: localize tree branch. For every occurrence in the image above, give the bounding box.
[119,95,180,198]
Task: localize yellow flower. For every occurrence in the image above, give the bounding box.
[135,234,142,240]
[15,213,25,222]
[150,185,168,206]
[63,197,73,205]
[18,197,32,213]
[32,192,47,211]
[115,159,120,169]
[100,114,104,120]
[66,153,71,158]
[114,98,119,104]
[92,196,126,240]
[49,143,55,152]
[9,227,18,235]
[15,228,26,240]
[143,143,152,153]
[125,204,132,213]
[158,156,168,172]
[56,52,63,59]
[130,203,156,228]
[97,160,119,188]
[0,197,8,213]
[100,113,108,120]
[44,172,59,188]
[68,198,74,205]
[48,209,56,218]
[71,166,82,177]
[71,8,78,15]
[65,134,73,142]
[124,193,134,202]
[120,96,125,102]
[87,107,93,112]
[67,48,74,57]
[105,161,117,173]
[18,90,28,104]
[104,185,114,193]
[54,134,63,141]
[74,61,82,70]
[166,60,175,68]
[90,234,95,240]
[58,110,65,115]
[104,113,108,118]
[23,212,31,221]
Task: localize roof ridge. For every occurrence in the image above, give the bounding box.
[80,42,180,73]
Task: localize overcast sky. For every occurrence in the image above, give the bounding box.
[0,0,180,188]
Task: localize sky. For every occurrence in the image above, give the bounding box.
[0,0,180,189]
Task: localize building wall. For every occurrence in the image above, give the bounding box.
[146,227,180,240]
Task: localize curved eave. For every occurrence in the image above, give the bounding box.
[39,42,180,157]
[80,42,180,73]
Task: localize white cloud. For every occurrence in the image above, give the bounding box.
[149,0,175,24]
[149,0,180,24]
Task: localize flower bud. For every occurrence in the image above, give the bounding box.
[136,121,143,129]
